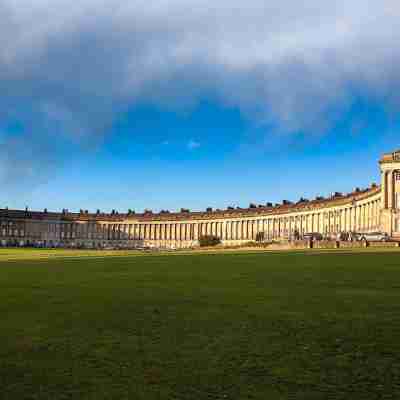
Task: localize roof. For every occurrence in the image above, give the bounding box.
[0,185,381,223]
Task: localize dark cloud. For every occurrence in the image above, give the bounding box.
[1,0,400,187]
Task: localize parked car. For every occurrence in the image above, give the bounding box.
[357,232,390,242]
[303,232,323,241]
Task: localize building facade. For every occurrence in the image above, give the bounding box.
[1,150,400,248]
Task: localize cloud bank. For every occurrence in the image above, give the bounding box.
[1,0,400,184]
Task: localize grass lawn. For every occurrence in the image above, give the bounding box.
[1,250,400,399]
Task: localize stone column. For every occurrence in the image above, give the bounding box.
[387,171,393,209]
[349,208,353,231]
[370,202,373,229]
[341,209,345,232]
[381,170,387,209]
[154,224,158,240]
[370,203,374,229]
[166,224,169,241]
[148,224,152,240]
[188,224,192,241]
[182,224,185,241]
[133,224,137,240]
[362,205,366,230]
[347,207,354,231]
[348,208,352,231]
[371,202,374,229]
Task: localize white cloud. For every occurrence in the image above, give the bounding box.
[187,140,201,150]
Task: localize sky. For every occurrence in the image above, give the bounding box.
[1,0,400,213]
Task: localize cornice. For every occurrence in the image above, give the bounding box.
[0,185,381,223]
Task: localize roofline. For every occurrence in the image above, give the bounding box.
[0,185,381,222]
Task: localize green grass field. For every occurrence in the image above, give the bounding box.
[1,249,400,399]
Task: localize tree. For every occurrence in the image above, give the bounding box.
[199,235,221,247]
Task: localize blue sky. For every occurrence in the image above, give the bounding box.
[1,1,400,213]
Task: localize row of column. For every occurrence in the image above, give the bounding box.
[61,198,382,241]
[1,198,381,242]
[382,169,400,209]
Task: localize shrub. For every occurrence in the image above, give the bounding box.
[199,235,221,247]
[256,232,265,242]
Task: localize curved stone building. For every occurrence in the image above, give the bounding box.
[1,150,400,248]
